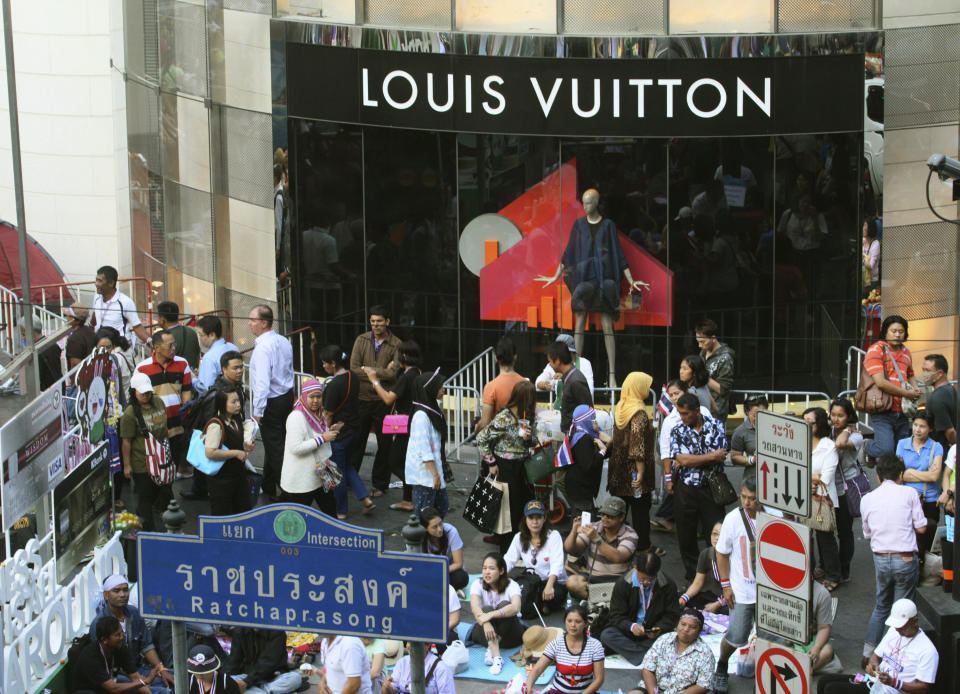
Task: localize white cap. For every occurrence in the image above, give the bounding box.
[885,598,917,628]
[130,372,154,394]
[674,206,693,221]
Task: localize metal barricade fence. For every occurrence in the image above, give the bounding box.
[846,345,867,394]
[729,389,832,414]
[442,385,482,463]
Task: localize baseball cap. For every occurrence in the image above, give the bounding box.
[130,372,154,394]
[599,497,627,517]
[555,334,577,353]
[524,500,546,516]
[186,644,221,674]
[885,598,917,628]
[674,206,693,221]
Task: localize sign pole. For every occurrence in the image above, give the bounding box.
[163,500,189,694]
[402,514,427,694]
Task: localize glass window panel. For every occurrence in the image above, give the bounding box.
[276,0,357,23]
[158,0,209,97]
[124,0,159,83]
[670,0,772,35]
[163,181,215,282]
[562,0,664,35]
[367,0,451,30]
[456,0,556,34]
[161,95,211,192]
[778,0,876,33]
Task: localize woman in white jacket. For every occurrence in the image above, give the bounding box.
[803,406,841,591]
[504,499,567,616]
[280,379,342,516]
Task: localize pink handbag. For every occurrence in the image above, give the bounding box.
[382,414,409,435]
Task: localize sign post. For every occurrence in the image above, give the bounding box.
[755,411,811,518]
[755,513,813,644]
[755,639,811,694]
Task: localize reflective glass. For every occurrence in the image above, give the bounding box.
[456,0,556,34]
[670,0,772,34]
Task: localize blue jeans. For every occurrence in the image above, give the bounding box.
[864,411,910,459]
[865,552,919,654]
[332,432,370,515]
[413,485,449,520]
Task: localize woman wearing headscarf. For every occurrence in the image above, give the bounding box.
[406,368,449,519]
[563,404,610,514]
[608,372,658,555]
[476,379,539,553]
[280,378,342,517]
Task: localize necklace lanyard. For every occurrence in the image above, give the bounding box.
[562,367,578,385]
[189,674,218,694]
[99,644,111,675]
[884,635,916,673]
[638,583,653,611]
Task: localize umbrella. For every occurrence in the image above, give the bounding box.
[0,220,72,306]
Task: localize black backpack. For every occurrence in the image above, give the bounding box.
[65,633,93,692]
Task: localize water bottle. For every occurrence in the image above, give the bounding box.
[632,473,642,498]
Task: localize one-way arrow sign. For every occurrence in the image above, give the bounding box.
[756,410,811,518]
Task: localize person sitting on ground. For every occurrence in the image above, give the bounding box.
[420,506,468,591]
[318,633,373,694]
[186,644,244,694]
[632,608,715,694]
[446,584,461,648]
[600,551,682,665]
[382,643,455,694]
[679,521,726,613]
[801,581,839,673]
[525,605,605,694]
[563,496,638,600]
[504,499,568,616]
[71,615,159,694]
[469,552,525,676]
[225,627,301,694]
[817,598,938,694]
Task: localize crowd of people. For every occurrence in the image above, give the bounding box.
[54,267,951,694]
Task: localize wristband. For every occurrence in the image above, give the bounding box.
[315,435,325,447]
[664,473,672,482]
[680,593,690,604]
[749,455,755,466]
[499,608,505,618]
[720,579,731,588]
[894,679,902,691]
[717,596,726,606]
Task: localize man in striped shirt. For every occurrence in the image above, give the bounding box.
[136,330,194,478]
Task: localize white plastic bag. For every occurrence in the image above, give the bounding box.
[504,673,527,694]
[441,640,469,674]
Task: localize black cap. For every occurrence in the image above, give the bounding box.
[186,645,220,674]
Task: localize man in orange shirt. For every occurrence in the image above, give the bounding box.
[474,336,526,433]
[863,315,921,460]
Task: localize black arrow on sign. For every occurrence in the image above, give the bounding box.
[776,663,797,681]
[782,466,792,505]
[769,660,798,694]
[794,469,805,508]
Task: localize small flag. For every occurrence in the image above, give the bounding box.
[656,384,673,420]
[554,437,574,468]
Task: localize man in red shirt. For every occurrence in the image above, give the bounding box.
[863,315,921,460]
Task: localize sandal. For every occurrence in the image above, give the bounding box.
[363,502,377,515]
[638,545,667,557]
[370,489,385,499]
[822,580,839,592]
[389,502,414,512]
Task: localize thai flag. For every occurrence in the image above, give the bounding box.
[656,385,673,421]
[554,438,574,468]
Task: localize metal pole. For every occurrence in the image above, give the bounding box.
[1,0,38,398]
[401,514,427,694]
[163,500,189,693]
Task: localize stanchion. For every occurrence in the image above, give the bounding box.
[163,500,188,694]
[401,514,427,694]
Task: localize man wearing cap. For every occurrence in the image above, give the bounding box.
[536,333,595,401]
[71,615,159,694]
[89,575,174,690]
[187,644,244,694]
[564,496,638,600]
[816,599,938,694]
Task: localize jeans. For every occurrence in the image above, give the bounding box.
[599,626,654,666]
[865,552,919,653]
[234,671,302,694]
[332,432,370,515]
[864,411,910,459]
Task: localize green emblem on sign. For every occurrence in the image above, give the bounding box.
[274,510,306,543]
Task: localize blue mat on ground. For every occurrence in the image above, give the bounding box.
[453,622,554,684]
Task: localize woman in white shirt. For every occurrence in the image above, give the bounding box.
[469,553,524,675]
[280,378,341,517]
[405,369,449,520]
[804,407,841,591]
[504,499,567,617]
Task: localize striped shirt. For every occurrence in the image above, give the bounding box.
[541,635,605,694]
[863,340,914,413]
[136,356,192,435]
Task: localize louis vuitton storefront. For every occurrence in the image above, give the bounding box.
[272,17,883,393]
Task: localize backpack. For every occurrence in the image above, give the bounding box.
[65,633,93,691]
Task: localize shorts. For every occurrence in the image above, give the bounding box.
[724,602,756,648]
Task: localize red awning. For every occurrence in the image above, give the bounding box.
[0,220,72,305]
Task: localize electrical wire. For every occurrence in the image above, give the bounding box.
[925,169,960,227]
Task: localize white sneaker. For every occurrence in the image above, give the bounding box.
[489,656,504,675]
[484,649,493,666]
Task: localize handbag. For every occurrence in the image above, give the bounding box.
[886,345,920,418]
[802,482,837,532]
[462,474,505,533]
[525,443,556,484]
[144,432,175,486]
[382,413,409,435]
[842,454,872,518]
[492,477,512,535]
[707,467,738,506]
[186,419,227,476]
[854,348,893,414]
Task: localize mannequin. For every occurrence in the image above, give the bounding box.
[536,189,647,387]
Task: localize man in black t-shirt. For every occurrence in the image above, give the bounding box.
[922,354,956,450]
[70,616,157,694]
[547,341,593,432]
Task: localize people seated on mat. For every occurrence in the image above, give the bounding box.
[678,522,727,613]
[525,605,606,694]
[599,551,682,665]
[563,497,639,600]
[793,581,841,673]
[71,614,161,694]
[504,500,568,616]
[362,637,387,693]
[445,584,461,651]
[469,552,525,676]
[317,633,374,694]
[226,627,302,694]
[382,643,456,694]
[562,405,609,514]
[420,507,469,590]
[630,608,715,694]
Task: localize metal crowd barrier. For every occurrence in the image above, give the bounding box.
[443,347,495,460]
[729,389,832,415]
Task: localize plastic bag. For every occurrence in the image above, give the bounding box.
[440,640,469,674]
[504,673,527,694]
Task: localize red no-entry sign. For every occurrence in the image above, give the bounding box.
[758,519,808,592]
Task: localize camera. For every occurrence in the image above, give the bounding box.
[926,153,960,181]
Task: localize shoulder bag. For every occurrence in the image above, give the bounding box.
[462,474,505,533]
[842,448,872,518]
[707,466,738,506]
[854,347,893,414]
[802,481,836,532]
[144,432,175,486]
[186,418,228,476]
[885,345,920,418]
[739,507,757,572]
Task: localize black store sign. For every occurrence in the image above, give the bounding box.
[287,44,863,137]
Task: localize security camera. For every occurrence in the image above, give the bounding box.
[926,154,960,181]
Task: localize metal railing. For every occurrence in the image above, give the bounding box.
[10,276,156,325]
[729,389,832,415]
[443,346,496,459]
[0,283,70,363]
[846,346,867,394]
[239,325,315,376]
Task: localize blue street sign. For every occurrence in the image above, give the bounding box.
[137,504,448,642]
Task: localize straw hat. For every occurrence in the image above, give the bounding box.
[517,626,563,661]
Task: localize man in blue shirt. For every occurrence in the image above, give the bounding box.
[196,316,238,397]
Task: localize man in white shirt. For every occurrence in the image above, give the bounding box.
[319,634,373,694]
[248,304,294,499]
[92,265,148,347]
[712,478,758,693]
[536,333,594,398]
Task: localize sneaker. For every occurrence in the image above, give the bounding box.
[489,656,504,675]
[712,671,729,693]
[388,480,404,489]
[484,649,494,666]
[456,589,466,600]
